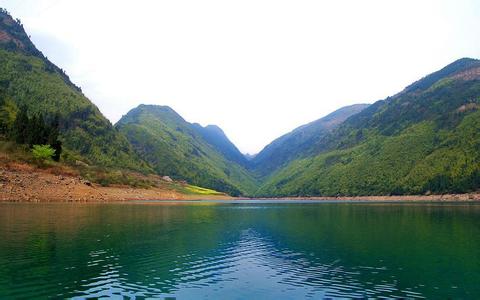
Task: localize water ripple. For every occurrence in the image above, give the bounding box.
[2,203,478,298]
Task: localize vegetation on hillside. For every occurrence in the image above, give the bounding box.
[192,123,248,167]
[3,7,480,198]
[257,58,480,196]
[116,105,257,196]
[250,104,369,178]
[0,10,150,172]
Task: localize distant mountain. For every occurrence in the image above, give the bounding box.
[116,105,257,196]
[0,9,150,171]
[251,104,369,177]
[257,58,480,197]
[191,123,248,167]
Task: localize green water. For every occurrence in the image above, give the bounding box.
[0,201,479,299]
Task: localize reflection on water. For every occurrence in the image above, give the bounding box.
[0,202,479,298]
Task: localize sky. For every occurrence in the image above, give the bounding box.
[1,0,480,154]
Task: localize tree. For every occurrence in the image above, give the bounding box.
[47,114,62,161]
[8,106,63,161]
[32,144,55,162]
[11,105,29,144]
[0,96,17,134]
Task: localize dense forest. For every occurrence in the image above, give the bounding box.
[256,58,480,196]
[0,98,62,161]
[0,9,150,172]
[116,105,257,196]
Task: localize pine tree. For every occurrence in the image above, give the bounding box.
[11,105,29,144]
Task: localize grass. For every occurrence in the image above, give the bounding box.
[180,185,225,195]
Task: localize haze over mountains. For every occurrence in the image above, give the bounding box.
[250,104,369,178]
[2,9,480,197]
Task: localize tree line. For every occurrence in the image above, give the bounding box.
[0,96,62,161]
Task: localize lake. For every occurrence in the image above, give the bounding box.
[0,201,479,299]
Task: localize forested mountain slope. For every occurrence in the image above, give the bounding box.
[192,123,248,167]
[257,58,480,197]
[116,105,257,196]
[0,9,150,172]
[251,104,369,177]
[3,9,480,198]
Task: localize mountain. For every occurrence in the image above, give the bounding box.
[116,105,257,196]
[257,58,480,196]
[251,104,369,177]
[191,123,248,167]
[4,9,480,198]
[0,9,150,172]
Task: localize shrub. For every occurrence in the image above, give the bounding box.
[32,144,55,161]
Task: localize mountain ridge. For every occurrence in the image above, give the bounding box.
[0,9,150,172]
[251,103,369,178]
[257,57,480,196]
[116,104,257,195]
[2,8,480,197]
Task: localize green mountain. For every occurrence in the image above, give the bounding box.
[0,9,150,172]
[192,123,248,167]
[257,58,480,196]
[116,105,257,196]
[4,9,480,198]
[251,104,369,177]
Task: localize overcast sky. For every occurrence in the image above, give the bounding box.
[1,0,479,153]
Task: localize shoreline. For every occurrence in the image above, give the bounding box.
[252,194,480,202]
[2,163,480,203]
[0,162,233,202]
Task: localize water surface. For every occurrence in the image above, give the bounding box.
[0,201,479,298]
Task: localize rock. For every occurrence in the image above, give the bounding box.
[162,176,173,182]
[75,160,89,167]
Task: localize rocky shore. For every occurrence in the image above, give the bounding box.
[0,163,232,202]
[2,162,480,203]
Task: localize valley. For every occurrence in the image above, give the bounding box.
[1,9,480,200]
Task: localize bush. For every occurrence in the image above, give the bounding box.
[32,144,55,161]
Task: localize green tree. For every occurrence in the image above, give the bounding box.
[11,105,28,144]
[31,144,55,162]
[46,114,62,161]
[0,96,18,134]
[9,106,63,161]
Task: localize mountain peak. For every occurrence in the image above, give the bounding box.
[449,57,479,65]
[138,104,179,116]
[0,8,81,92]
[0,8,38,56]
[252,103,369,177]
[405,57,480,93]
[117,104,187,127]
[194,124,247,167]
[204,124,225,134]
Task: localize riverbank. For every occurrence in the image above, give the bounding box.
[2,161,480,203]
[255,194,480,202]
[0,162,232,202]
